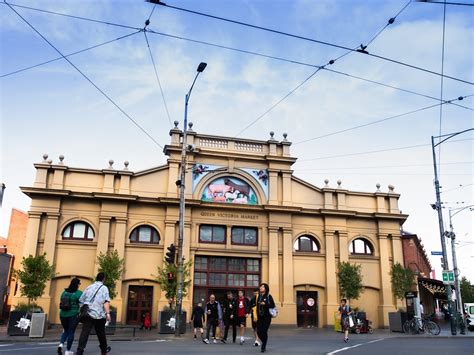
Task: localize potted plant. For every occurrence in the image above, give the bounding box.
[95,250,125,335]
[8,254,54,336]
[154,259,192,334]
[389,262,415,332]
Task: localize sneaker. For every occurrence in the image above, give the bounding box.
[58,344,63,354]
[254,341,259,347]
[221,339,227,343]
[203,338,210,344]
[240,339,245,345]
[65,351,74,355]
[213,339,217,344]
[344,337,349,343]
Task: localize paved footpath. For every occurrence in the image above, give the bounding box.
[0,325,472,354]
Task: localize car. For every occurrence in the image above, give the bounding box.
[464,303,474,331]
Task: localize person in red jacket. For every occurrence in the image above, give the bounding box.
[236,290,250,345]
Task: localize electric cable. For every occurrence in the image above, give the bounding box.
[297,161,473,171]
[437,0,448,174]
[5,3,164,149]
[294,94,472,145]
[144,30,173,127]
[1,30,142,78]
[152,0,473,85]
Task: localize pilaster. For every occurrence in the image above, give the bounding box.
[324,230,338,326]
[268,227,280,303]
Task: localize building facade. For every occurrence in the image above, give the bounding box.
[16,126,407,328]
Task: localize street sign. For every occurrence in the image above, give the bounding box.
[442,270,455,284]
[431,251,443,256]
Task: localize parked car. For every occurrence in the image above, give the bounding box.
[464,303,474,331]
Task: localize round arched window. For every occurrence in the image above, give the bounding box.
[130,225,160,244]
[349,238,374,255]
[62,221,95,240]
[294,235,320,252]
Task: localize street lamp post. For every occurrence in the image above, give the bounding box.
[175,62,207,337]
[447,204,473,335]
[431,128,473,335]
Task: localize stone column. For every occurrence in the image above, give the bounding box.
[268,227,280,303]
[42,213,60,313]
[378,233,395,327]
[112,218,127,323]
[282,172,292,206]
[282,228,296,323]
[159,221,176,308]
[338,232,349,263]
[268,171,279,205]
[95,217,111,274]
[21,212,42,259]
[324,230,338,326]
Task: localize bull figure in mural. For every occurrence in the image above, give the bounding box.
[223,178,250,197]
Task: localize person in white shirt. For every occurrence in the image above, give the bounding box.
[419,302,424,317]
[76,272,111,355]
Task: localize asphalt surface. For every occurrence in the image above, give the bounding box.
[0,334,472,354]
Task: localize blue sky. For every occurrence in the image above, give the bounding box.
[1,0,473,281]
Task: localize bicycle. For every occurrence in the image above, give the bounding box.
[403,316,440,335]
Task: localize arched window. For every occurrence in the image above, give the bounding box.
[294,235,320,252]
[62,221,94,240]
[349,238,374,255]
[130,225,160,244]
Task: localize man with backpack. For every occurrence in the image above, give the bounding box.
[76,272,111,355]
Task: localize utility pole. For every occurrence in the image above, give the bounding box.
[431,128,473,336]
[174,62,207,337]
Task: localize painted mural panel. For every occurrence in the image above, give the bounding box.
[201,177,258,205]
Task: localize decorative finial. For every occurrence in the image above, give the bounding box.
[42,154,48,163]
[283,133,288,141]
[47,159,53,164]
[58,155,64,165]
[388,184,395,192]
[108,160,114,169]
[337,180,342,188]
[188,122,193,129]
[124,161,129,170]
[376,183,381,192]
[173,120,179,128]
[324,179,329,187]
[270,131,274,139]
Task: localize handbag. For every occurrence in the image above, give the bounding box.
[348,315,354,328]
[78,284,103,323]
[269,306,278,318]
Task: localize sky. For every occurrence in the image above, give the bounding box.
[1,0,473,283]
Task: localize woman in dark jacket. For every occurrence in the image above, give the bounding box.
[256,283,275,353]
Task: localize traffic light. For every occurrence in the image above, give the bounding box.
[165,244,176,264]
[167,272,174,283]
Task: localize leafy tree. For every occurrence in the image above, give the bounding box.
[155,259,193,310]
[97,250,125,300]
[390,262,415,309]
[460,277,474,303]
[15,254,55,309]
[337,261,363,301]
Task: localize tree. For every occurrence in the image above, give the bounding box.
[460,277,474,303]
[390,262,415,309]
[15,254,55,309]
[337,261,363,301]
[96,250,125,300]
[155,259,193,310]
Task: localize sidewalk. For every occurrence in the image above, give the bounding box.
[0,324,471,343]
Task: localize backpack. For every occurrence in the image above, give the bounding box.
[60,292,72,311]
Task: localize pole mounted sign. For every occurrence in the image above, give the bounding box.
[442,270,455,284]
[431,251,443,256]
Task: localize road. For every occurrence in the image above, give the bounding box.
[0,336,472,354]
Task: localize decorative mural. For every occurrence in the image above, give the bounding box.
[201,177,258,205]
[240,168,269,199]
[192,163,223,192]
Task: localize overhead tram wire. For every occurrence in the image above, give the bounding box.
[233,0,414,137]
[2,2,470,112]
[296,137,473,161]
[5,3,164,150]
[1,30,142,78]
[143,28,173,127]
[151,0,473,85]
[294,94,472,145]
[416,1,474,6]
[297,161,474,171]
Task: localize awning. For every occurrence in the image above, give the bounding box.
[418,277,452,300]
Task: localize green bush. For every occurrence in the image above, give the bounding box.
[96,250,125,300]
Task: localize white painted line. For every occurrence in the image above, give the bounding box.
[139,339,170,343]
[0,345,13,347]
[38,342,59,345]
[0,345,56,352]
[327,338,385,354]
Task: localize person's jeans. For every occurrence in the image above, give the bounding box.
[60,316,78,350]
[205,318,218,340]
[77,317,108,353]
[256,317,271,350]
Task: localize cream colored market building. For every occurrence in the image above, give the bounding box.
[16,126,407,328]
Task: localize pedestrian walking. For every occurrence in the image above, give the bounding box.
[256,283,275,353]
[236,290,250,345]
[250,289,261,347]
[222,291,237,343]
[338,298,353,343]
[57,278,82,355]
[191,302,205,340]
[76,272,112,355]
[203,294,222,344]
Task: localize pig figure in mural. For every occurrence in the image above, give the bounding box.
[208,184,233,197]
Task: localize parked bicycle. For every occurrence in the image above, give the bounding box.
[403,315,440,335]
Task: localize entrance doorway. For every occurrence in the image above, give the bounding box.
[126,286,153,325]
[296,291,318,328]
